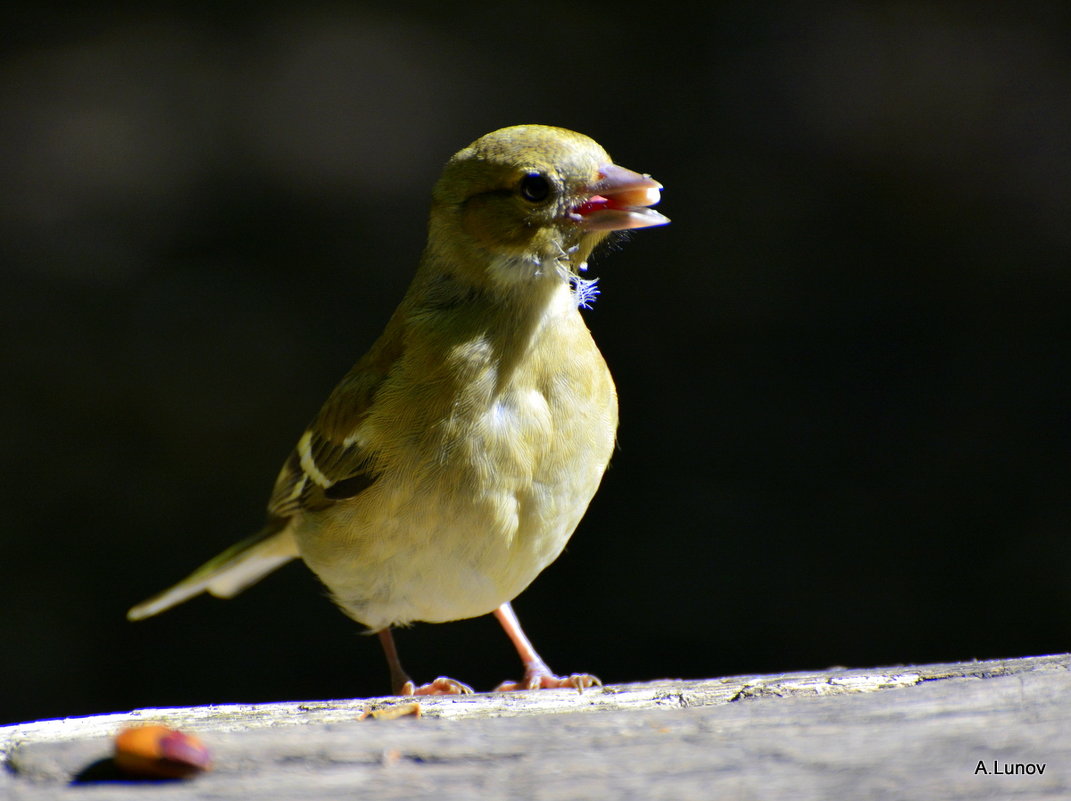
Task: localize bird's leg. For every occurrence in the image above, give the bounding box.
[492,602,601,693]
[376,628,474,696]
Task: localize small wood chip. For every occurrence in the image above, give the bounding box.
[358,702,423,721]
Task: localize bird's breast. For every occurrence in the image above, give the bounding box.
[296,287,617,629]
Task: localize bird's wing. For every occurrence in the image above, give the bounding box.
[126,367,389,622]
[127,323,406,621]
[267,326,404,516]
[266,425,377,515]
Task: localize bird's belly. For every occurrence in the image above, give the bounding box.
[294,381,614,630]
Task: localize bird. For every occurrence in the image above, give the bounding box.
[127,124,669,695]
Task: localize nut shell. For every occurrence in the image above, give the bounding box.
[113,725,212,779]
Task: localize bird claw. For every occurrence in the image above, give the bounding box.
[399,677,474,696]
[494,672,601,694]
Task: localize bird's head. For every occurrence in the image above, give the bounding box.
[426,125,668,294]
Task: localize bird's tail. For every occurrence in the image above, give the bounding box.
[127,519,300,621]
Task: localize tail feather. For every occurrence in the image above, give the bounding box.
[127,522,300,621]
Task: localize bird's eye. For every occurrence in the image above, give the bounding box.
[519,173,551,203]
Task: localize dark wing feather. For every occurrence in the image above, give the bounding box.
[266,314,405,518]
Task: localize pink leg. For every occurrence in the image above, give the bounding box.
[377,628,473,696]
[492,602,601,693]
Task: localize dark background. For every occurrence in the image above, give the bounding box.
[4,3,1071,726]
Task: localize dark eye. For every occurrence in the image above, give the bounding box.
[519,173,551,203]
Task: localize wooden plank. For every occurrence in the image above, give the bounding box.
[3,653,1069,799]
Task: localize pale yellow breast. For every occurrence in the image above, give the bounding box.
[294,284,617,630]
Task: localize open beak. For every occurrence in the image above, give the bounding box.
[571,164,669,231]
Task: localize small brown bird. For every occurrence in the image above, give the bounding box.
[128,124,668,695]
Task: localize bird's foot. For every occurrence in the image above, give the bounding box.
[494,670,601,694]
[398,677,474,696]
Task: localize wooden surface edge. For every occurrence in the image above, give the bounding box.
[4,652,1068,759]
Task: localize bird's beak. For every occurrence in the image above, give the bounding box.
[571,164,670,231]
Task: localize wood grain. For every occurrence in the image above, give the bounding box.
[3,653,1068,799]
